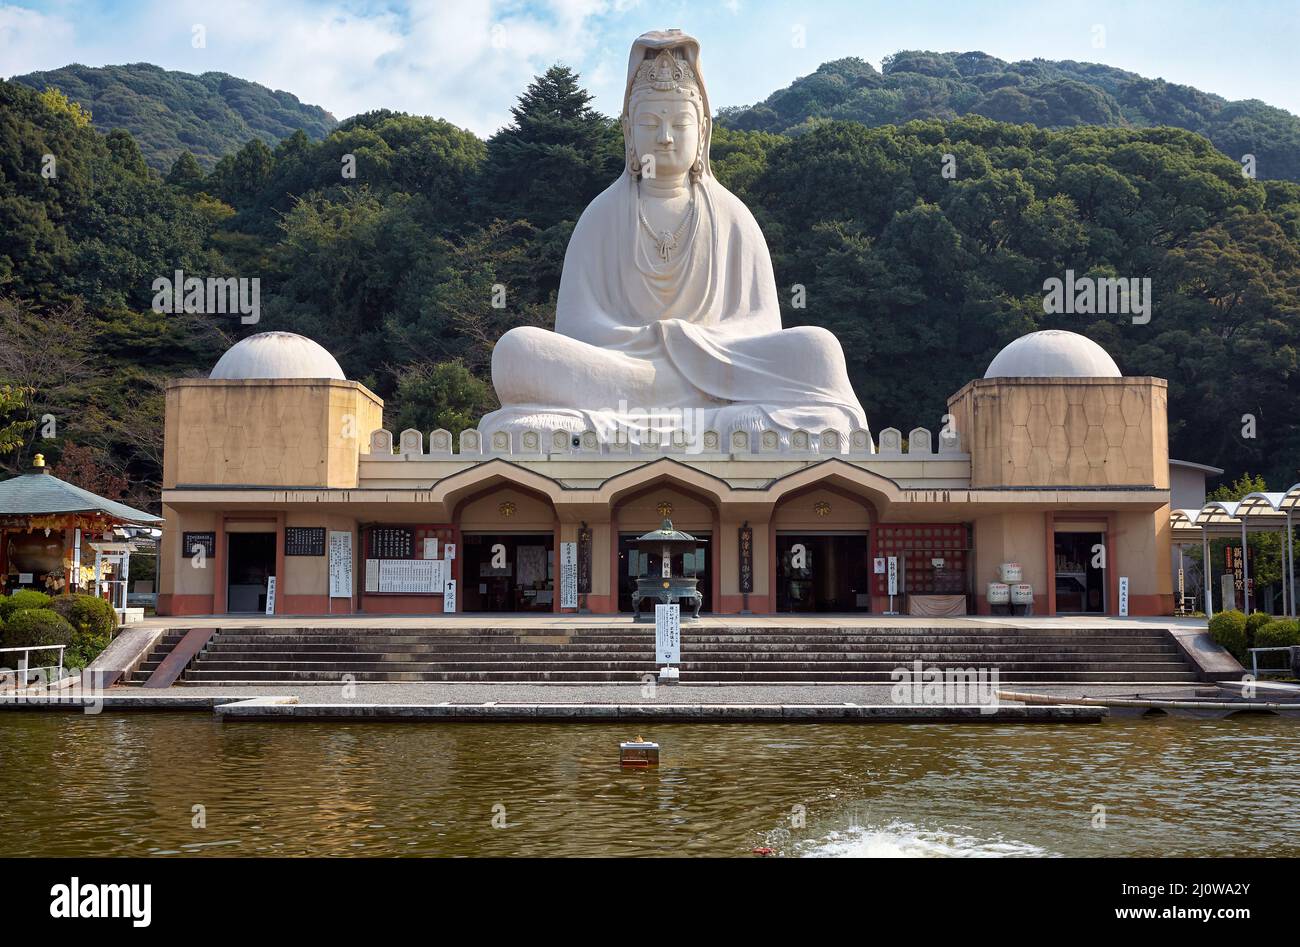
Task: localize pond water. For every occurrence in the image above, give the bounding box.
[1,713,1296,857]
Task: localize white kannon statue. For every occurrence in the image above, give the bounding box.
[478,29,870,450]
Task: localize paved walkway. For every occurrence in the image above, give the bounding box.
[136,614,1207,631]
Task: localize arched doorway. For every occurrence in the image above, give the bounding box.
[772,484,875,613]
[455,482,559,613]
[612,481,719,614]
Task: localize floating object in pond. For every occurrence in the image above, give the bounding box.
[620,736,660,767]
[752,847,774,856]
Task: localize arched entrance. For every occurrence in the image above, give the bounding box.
[611,481,719,614]
[772,484,875,613]
[455,482,559,613]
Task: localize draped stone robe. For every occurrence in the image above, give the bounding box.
[478,153,869,449]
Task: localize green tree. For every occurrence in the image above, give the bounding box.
[389,360,496,437]
[166,151,205,192]
[476,65,623,229]
[37,86,92,127]
[0,385,35,459]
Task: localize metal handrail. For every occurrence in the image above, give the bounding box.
[1249,646,1296,678]
[0,644,66,685]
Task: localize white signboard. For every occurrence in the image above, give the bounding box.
[443,579,457,613]
[328,530,353,598]
[423,537,438,560]
[887,556,899,596]
[73,528,82,590]
[560,541,578,608]
[444,543,456,560]
[655,603,681,664]
[265,575,276,615]
[378,558,445,593]
[365,559,379,592]
[873,557,886,574]
[1118,575,1130,617]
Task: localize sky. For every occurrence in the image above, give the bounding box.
[2,0,1297,136]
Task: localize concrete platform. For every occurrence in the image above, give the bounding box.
[137,614,1210,631]
[210,697,1105,723]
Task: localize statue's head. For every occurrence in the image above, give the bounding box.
[621,31,711,183]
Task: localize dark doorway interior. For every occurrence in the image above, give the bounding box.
[776,533,870,612]
[462,533,554,612]
[1054,531,1106,613]
[227,532,275,613]
[618,532,712,613]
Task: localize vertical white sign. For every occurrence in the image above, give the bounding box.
[265,575,277,615]
[560,541,578,608]
[73,528,82,591]
[887,556,898,595]
[328,530,353,598]
[444,543,456,560]
[1118,576,1129,617]
[423,537,438,560]
[443,579,457,613]
[655,603,681,664]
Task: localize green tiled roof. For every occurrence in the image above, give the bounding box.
[0,471,161,524]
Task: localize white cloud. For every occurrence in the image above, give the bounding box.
[4,0,638,136]
[0,4,76,77]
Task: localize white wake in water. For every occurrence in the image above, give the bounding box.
[796,821,1055,858]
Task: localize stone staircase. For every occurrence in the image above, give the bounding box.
[124,629,190,684]
[154,624,1200,685]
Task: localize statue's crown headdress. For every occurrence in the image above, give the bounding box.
[630,48,700,97]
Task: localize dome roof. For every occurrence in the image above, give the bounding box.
[210,332,345,381]
[984,330,1121,379]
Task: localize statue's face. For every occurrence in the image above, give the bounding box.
[630,92,702,182]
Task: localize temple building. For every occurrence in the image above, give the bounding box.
[155,31,1205,622]
[157,328,1179,619]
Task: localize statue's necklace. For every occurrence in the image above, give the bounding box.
[638,190,696,262]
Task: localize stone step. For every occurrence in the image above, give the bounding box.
[201,639,1180,655]
[209,625,1171,638]
[179,668,1198,684]
[163,623,1199,686]
[191,649,1186,665]
[206,632,1176,647]
[124,633,189,684]
[187,658,1189,674]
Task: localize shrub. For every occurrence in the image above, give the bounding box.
[1,608,75,670]
[1208,609,1247,662]
[1257,619,1300,649]
[0,589,52,623]
[1245,610,1273,650]
[50,594,119,666]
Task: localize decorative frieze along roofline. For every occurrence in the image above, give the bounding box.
[362,424,964,462]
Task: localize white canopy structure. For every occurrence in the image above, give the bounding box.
[1169,487,1299,618]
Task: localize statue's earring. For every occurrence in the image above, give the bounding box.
[691,118,708,180]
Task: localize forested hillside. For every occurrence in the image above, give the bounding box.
[1,64,1298,509]
[720,51,1300,182]
[11,64,337,172]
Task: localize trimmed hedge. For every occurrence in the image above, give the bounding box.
[1208,609,1247,662]
[50,594,119,667]
[1257,618,1300,649]
[1245,610,1273,650]
[0,589,52,623]
[1,608,75,657]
